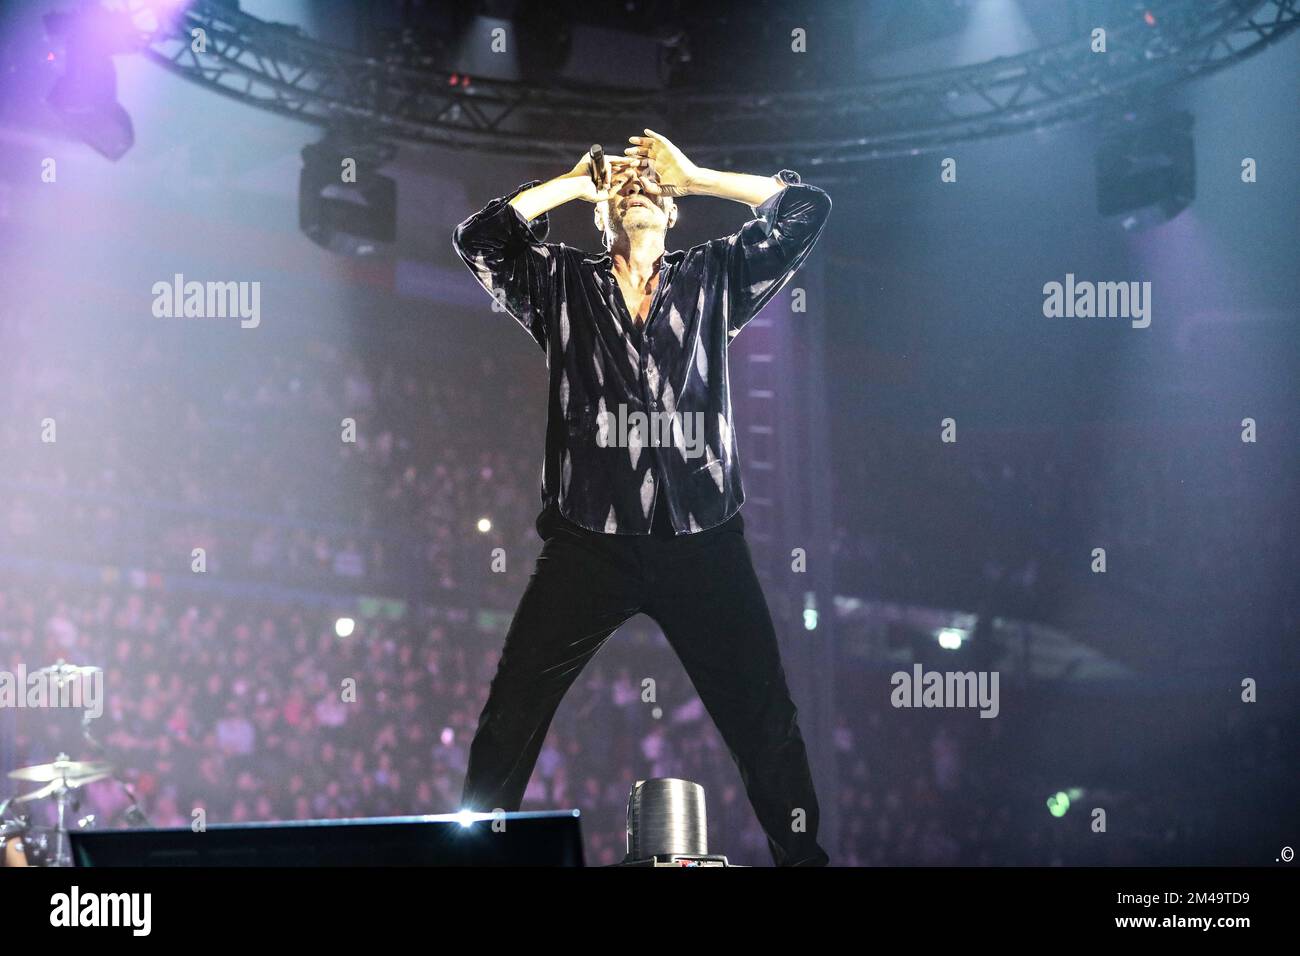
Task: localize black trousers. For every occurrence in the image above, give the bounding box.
[460,493,830,866]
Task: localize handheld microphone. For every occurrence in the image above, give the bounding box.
[588,144,605,189]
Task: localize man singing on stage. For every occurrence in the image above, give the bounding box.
[452,129,831,865]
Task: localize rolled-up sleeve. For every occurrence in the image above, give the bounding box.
[721,169,831,336]
[452,180,555,352]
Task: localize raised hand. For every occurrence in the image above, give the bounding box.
[624,129,700,198]
[565,151,637,203]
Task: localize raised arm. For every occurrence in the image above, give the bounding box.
[452,152,634,351]
[718,174,831,334]
[625,128,785,208]
[508,153,637,222]
[625,129,831,336]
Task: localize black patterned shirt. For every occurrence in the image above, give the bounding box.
[452,169,830,535]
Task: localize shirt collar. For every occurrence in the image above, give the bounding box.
[586,248,688,270]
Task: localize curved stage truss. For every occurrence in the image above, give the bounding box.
[121,0,1300,165]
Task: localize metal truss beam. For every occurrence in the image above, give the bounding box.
[113,0,1300,165]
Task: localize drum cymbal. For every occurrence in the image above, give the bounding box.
[8,757,114,783]
[12,772,112,803]
[12,781,60,803]
[29,661,103,681]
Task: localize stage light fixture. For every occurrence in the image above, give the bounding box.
[1096,109,1195,232]
[42,9,136,161]
[937,627,966,650]
[299,137,397,257]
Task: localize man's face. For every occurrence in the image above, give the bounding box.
[599,165,675,240]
